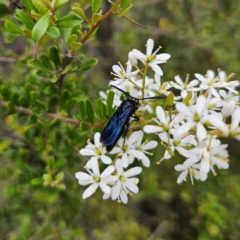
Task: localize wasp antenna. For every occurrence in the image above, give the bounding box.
[109,85,132,98]
[138,96,166,100]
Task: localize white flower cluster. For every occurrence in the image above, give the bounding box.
[76,39,240,203]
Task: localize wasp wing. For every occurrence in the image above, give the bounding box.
[100,104,134,151]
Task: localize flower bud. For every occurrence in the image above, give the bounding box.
[166,92,174,108]
[128,51,138,65]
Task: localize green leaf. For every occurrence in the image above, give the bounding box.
[35,99,46,110]
[64,98,78,110]
[28,59,52,73]
[55,158,66,168]
[32,12,51,42]
[79,100,86,119]
[76,58,98,72]
[32,0,48,14]
[60,89,70,109]
[70,42,82,52]
[14,9,34,29]
[40,55,55,71]
[120,0,132,8]
[0,3,10,18]
[31,178,43,185]
[72,7,91,23]
[85,100,94,124]
[92,13,103,25]
[56,12,82,28]
[20,96,30,107]
[1,85,11,99]
[12,92,20,105]
[96,98,106,119]
[106,90,114,117]
[92,0,102,14]
[54,0,69,9]
[80,121,90,135]
[48,94,59,110]
[67,34,78,44]
[22,0,38,12]
[56,171,64,181]
[118,4,132,17]
[49,156,55,168]
[48,47,61,67]
[4,18,23,34]
[46,25,60,38]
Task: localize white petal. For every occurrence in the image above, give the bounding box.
[143,125,163,133]
[155,53,171,61]
[111,180,121,200]
[112,65,122,75]
[159,132,168,143]
[231,108,240,131]
[196,95,206,115]
[200,159,210,174]
[222,101,236,117]
[126,181,139,193]
[91,158,100,176]
[141,156,150,167]
[100,155,112,165]
[128,131,141,145]
[132,49,146,64]
[82,183,99,199]
[101,165,115,178]
[187,80,199,88]
[206,115,229,136]
[79,148,95,156]
[99,182,111,194]
[128,51,138,65]
[146,38,154,57]
[211,156,229,169]
[94,132,101,147]
[142,140,158,150]
[194,73,206,82]
[115,159,124,175]
[176,102,192,118]
[156,106,167,124]
[75,172,92,182]
[197,122,207,142]
[149,63,163,76]
[120,189,128,204]
[174,75,183,86]
[128,149,146,160]
[122,152,129,168]
[177,169,188,184]
[123,166,142,178]
[103,192,111,200]
[104,176,118,184]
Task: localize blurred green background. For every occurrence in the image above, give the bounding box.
[0,0,240,239]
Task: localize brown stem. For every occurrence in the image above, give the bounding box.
[0,100,103,128]
[80,0,123,44]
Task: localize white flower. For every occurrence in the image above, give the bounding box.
[79,132,113,167]
[229,108,240,140]
[170,75,200,98]
[103,159,142,204]
[144,106,187,137]
[110,61,139,87]
[132,38,171,76]
[117,131,156,168]
[159,132,197,157]
[75,158,118,199]
[175,158,201,184]
[176,95,208,141]
[181,138,229,181]
[194,70,239,98]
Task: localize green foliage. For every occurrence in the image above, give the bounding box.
[0,0,240,239]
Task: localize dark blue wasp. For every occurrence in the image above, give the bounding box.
[100,85,166,152]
